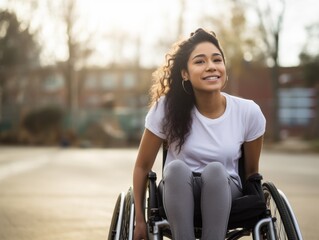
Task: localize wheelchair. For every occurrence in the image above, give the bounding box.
[108,145,303,240]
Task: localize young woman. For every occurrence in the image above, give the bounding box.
[133,28,266,240]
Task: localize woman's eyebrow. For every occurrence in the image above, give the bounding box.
[192,53,222,60]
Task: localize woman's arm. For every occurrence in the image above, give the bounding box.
[243,136,264,180]
[133,129,163,239]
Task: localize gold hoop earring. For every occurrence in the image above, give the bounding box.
[182,80,192,95]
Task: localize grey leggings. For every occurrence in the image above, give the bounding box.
[162,160,242,240]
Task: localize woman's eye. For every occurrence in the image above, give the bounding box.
[194,60,205,64]
[214,58,223,63]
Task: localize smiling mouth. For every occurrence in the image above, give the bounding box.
[203,76,220,81]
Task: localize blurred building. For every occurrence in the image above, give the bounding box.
[228,65,317,140]
[1,65,152,111]
[0,64,317,145]
[0,65,154,145]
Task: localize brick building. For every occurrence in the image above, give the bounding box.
[0,64,317,145]
[227,65,317,140]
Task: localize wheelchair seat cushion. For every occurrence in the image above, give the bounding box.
[228,173,267,229]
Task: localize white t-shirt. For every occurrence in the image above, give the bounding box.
[145,92,266,188]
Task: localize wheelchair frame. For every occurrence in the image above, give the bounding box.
[108,147,303,240]
[108,183,302,240]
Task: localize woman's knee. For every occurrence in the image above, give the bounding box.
[201,162,229,185]
[164,160,191,181]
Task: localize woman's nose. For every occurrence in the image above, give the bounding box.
[206,60,216,71]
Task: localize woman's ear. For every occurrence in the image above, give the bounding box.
[181,69,189,80]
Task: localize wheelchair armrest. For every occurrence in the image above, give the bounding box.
[147,171,162,232]
[148,171,157,181]
[243,173,264,200]
[148,171,158,210]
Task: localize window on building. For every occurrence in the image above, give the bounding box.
[86,95,100,106]
[43,74,64,92]
[84,73,99,90]
[279,88,316,126]
[122,72,136,89]
[101,73,117,90]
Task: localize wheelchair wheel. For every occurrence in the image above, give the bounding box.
[108,192,125,240]
[263,182,298,240]
[119,188,135,240]
[278,190,303,240]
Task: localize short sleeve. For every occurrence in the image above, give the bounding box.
[145,97,166,139]
[244,101,266,142]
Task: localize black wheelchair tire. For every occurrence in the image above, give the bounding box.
[263,182,298,240]
[108,192,125,240]
[279,190,303,240]
[119,188,135,240]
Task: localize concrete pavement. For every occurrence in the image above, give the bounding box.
[0,143,318,239]
[263,137,317,153]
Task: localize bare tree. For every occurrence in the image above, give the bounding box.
[63,0,78,113]
[199,0,285,141]
[39,0,94,129]
[199,1,266,93]
[251,0,286,142]
[177,0,186,38]
[299,23,319,138]
[1,0,95,128]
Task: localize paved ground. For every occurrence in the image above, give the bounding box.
[0,144,318,239]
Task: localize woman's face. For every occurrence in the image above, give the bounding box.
[181,41,226,94]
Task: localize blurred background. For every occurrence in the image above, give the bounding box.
[0,0,318,149]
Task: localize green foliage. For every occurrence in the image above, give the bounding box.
[23,106,64,134]
[0,10,39,68]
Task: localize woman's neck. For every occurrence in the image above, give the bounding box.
[195,91,226,119]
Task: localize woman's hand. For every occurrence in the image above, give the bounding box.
[133,220,148,240]
[133,129,163,240]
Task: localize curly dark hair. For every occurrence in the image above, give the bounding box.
[150,28,226,152]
